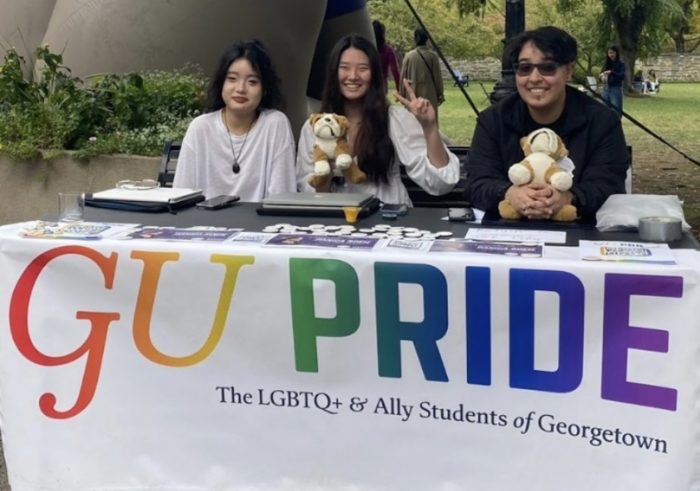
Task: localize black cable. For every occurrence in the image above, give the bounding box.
[403,0,480,117]
[403,0,698,168]
[582,81,700,167]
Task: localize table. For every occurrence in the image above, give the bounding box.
[83,202,700,248]
[1,204,699,490]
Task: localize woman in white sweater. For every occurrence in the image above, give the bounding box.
[174,40,296,200]
[296,35,459,205]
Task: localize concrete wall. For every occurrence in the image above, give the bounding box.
[0,155,159,225]
[441,54,700,82]
[638,54,700,82]
[442,57,503,81]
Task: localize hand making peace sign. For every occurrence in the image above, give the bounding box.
[394,79,437,129]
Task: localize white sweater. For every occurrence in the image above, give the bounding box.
[296,106,460,205]
[173,109,296,201]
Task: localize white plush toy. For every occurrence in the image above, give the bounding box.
[307,112,366,189]
[499,128,577,221]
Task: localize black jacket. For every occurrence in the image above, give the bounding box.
[603,59,625,87]
[465,86,629,220]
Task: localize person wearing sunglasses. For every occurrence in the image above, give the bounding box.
[173,40,296,200]
[465,26,629,222]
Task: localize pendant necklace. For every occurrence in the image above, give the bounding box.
[223,109,254,174]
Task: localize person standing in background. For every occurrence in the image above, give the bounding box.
[372,20,401,93]
[600,45,625,116]
[400,28,444,118]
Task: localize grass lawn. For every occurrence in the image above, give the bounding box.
[435,81,700,236]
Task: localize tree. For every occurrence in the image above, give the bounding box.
[664,0,700,52]
[532,0,606,77]
[446,0,488,17]
[559,0,678,90]
[691,2,700,51]
[368,0,502,58]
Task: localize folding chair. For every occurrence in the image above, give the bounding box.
[401,145,470,208]
[453,69,470,88]
[158,140,181,188]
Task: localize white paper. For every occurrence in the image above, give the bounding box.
[465,228,566,244]
[579,240,676,264]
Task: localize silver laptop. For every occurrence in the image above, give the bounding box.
[262,192,375,208]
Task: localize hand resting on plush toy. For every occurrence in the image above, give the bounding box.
[505,184,574,220]
[499,127,577,221]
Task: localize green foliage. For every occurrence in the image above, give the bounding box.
[553,0,682,86]
[371,0,700,62]
[445,0,488,17]
[368,0,503,58]
[531,0,606,75]
[664,0,700,52]
[0,46,206,160]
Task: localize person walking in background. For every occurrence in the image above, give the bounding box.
[400,28,444,117]
[600,45,625,116]
[372,20,401,93]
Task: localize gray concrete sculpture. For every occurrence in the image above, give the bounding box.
[0,0,373,138]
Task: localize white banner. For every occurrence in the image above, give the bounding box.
[1,234,700,490]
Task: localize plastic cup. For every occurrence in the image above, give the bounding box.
[343,206,360,224]
[58,193,84,222]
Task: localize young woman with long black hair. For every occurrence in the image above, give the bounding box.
[600,45,625,115]
[296,35,460,205]
[174,39,296,200]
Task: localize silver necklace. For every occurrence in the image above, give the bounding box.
[223,109,254,174]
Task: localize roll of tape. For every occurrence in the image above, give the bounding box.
[638,216,682,242]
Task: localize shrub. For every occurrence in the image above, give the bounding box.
[0,45,207,160]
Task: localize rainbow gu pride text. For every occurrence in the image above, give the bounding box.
[8,245,682,419]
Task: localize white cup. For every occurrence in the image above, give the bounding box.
[58,193,85,222]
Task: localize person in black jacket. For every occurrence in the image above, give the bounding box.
[465,26,629,221]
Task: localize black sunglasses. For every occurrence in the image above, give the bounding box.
[513,61,562,77]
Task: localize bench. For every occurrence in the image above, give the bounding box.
[401,145,470,208]
[158,140,180,188]
[453,69,469,88]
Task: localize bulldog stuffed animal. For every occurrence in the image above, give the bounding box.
[498,128,577,221]
[307,112,366,189]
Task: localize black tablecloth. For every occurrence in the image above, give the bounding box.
[84,202,699,249]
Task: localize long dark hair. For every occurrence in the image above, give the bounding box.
[206,39,284,113]
[321,35,395,184]
[372,20,386,51]
[603,45,622,71]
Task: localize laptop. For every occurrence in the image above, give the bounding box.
[85,187,205,212]
[90,187,203,204]
[258,192,380,217]
[262,192,375,208]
